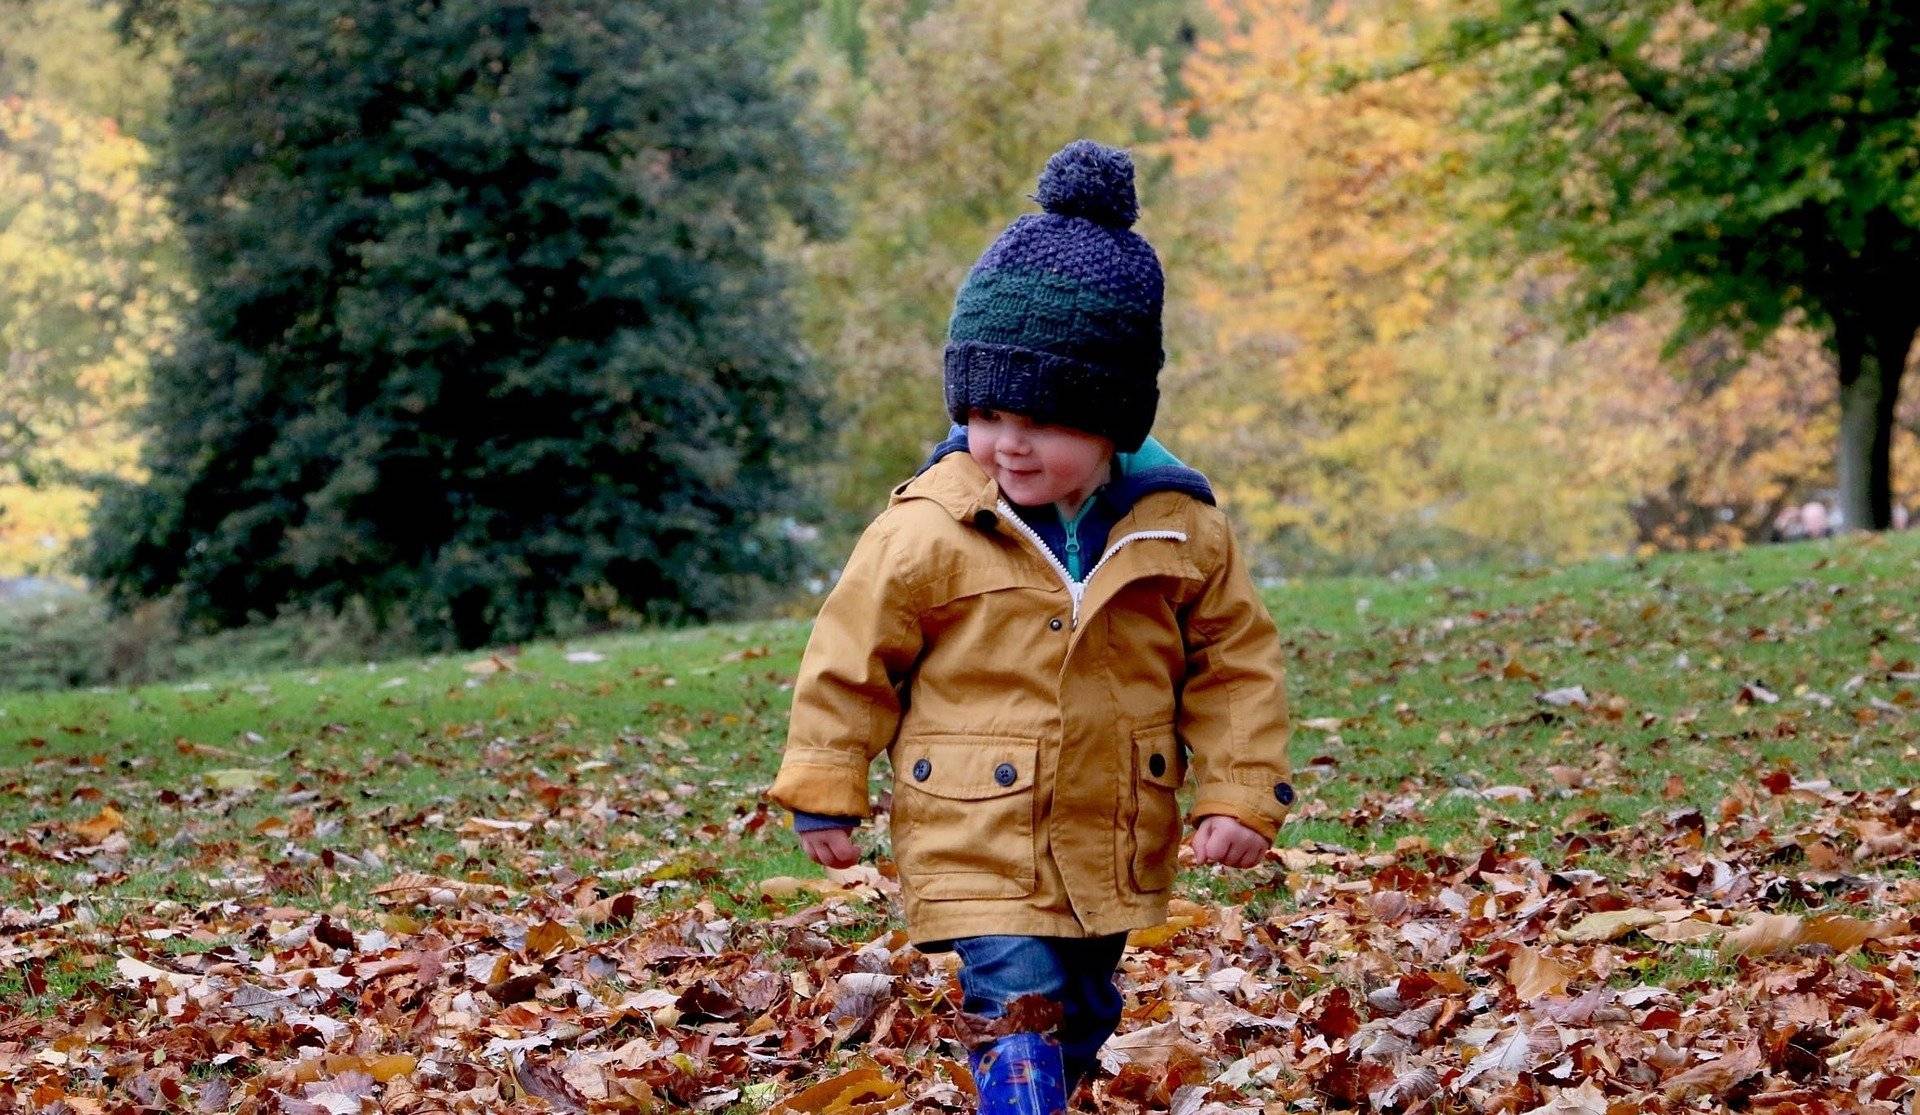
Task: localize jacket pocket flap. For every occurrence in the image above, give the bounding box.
[1133,724,1184,789]
[895,737,1038,801]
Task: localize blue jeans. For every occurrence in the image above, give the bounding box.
[951,934,1128,1091]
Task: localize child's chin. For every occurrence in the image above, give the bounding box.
[999,478,1053,504]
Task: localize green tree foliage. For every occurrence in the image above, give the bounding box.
[1443,1,1920,530]
[766,0,1205,86]
[784,0,1164,528]
[82,0,839,648]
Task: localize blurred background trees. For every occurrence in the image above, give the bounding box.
[1446,0,1920,533]
[76,0,838,648]
[781,0,1165,522]
[0,0,182,576]
[2,0,1916,664]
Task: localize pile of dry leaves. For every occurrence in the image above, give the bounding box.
[4,775,1916,1113]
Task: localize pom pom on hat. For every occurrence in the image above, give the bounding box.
[1032,139,1138,228]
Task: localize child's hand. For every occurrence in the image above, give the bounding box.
[1191,815,1270,868]
[799,827,860,869]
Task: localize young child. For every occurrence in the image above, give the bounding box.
[768,139,1294,1112]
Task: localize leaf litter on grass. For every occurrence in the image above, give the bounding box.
[3,535,1919,1110]
[1,781,1915,1111]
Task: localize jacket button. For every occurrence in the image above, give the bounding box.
[912,758,932,782]
[1148,753,1167,778]
[1274,781,1295,805]
[1048,617,1063,631]
[994,762,1017,787]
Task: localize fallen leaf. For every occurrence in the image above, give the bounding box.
[525,919,581,958]
[1719,913,1803,959]
[372,873,511,907]
[1799,914,1890,953]
[1522,1082,1611,1114]
[67,805,124,844]
[1557,909,1666,943]
[1663,1045,1764,1101]
[772,1063,902,1114]
[1461,1023,1562,1086]
[1509,947,1574,999]
[202,768,276,792]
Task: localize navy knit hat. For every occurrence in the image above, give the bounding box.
[943,139,1164,452]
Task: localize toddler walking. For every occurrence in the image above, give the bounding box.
[769,139,1294,1112]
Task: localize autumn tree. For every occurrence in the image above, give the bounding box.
[0,0,184,574]
[1443,1,1920,531]
[1159,0,1654,567]
[83,0,839,647]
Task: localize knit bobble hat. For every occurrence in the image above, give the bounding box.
[943,139,1165,452]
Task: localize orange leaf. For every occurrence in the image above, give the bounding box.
[1719,913,1803,959]
[1800,914,1890,953]
[67,805,124,844]
[1508,947,1574,1000]
[525,919,580,958]
[772,1063,902,1114]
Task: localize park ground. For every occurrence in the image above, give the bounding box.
[2,532,1918,1111]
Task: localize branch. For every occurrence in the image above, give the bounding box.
[1557,8,1680,115]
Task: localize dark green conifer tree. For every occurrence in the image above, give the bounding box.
[84,0,838,647]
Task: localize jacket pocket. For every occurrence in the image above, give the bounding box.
[1126,724,1185,893]
[891,736,1039,900]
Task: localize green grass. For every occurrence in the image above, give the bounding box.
[3,532,1917,929]
[0,948,114,1017]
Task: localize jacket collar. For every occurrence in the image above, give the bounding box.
[889,448,1002,524]
[898,425,1215,526]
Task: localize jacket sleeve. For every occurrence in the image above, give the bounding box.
[767,511,926,819]
[1177,519,1295,840]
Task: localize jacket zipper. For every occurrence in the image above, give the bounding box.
[995,498,1187,628]
[1061,495,1095,580]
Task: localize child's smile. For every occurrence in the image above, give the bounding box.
[966,408,1115,515]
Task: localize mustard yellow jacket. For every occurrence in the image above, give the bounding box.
[768,451,1293,945]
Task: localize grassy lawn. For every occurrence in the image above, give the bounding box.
[2,531,1916,1110]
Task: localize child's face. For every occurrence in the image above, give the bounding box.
[966,408,1114,510]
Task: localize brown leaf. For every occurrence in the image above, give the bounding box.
[1521,1082,1612,1114]
[1642,917,1721,943]
[524,918,581,958]
[1461,1023,1564,1086]
[1509,946,1575,999]
[771,1063,902,1114]
[511,1054,587,1114]
[1556,909,1665,943]
[372,873,510,907]
[67,805,124,844]
[1663,1044,1764,1101]
[1799,914,1890,953]
[1369,1063,1439,1109]
[1719,913,1803,959]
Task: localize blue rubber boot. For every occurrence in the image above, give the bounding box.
[969,1032,1069,1115]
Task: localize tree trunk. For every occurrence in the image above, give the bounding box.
[1831,309,1913,532]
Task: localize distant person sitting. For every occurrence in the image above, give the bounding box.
[1770,506,1806,543]
[1799,500,1832,539]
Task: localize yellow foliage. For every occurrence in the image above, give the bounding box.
[1151,0,1885,568]
[783,0,1165,525]
[0,92,183,575]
